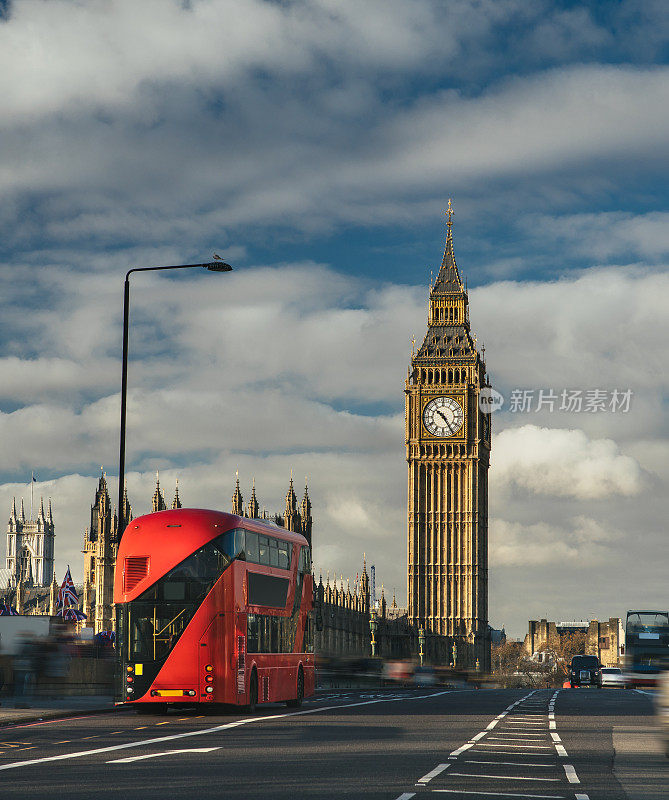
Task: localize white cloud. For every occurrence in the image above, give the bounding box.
[491,425,643,500]
[490,515,619,567]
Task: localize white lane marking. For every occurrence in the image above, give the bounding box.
[490,732,547,737]
[549,721,556,730]
[432,791,566,798]
[108,748,219,764]
[394,794,416,800]
[486,720,499,731]
[470,732,488,742]
[449,742,475,758]
[550,732,561,743]
[488,736,550,742]
[574,795,590,800]
[476,743,552,749]
[555,744,568,758]
[471,750,559,757]
[549,713,555,721]
[563,764,580,784]
[0,689,451,772]
[448,773,561,782]
[416,763,450,784]
[497,712,509,719]
[464,760,555,768]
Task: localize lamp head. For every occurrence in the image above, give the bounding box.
[205,262,233,272]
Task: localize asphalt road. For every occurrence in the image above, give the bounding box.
[0,687,665,799]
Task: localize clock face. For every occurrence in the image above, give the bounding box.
[423,396,464,437]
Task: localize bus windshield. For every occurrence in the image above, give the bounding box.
[119,528,245,663]
[626,611,669,634]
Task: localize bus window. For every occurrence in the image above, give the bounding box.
[247,614,259,653]
[245,531,259,563]
[299,546,311,573]
[234,529,246,560]
[277,542,290,570]
[269,539,279,568]
[258,536,269,566]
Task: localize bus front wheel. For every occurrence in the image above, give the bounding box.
[287,666,304,708]
[248,670,258,713]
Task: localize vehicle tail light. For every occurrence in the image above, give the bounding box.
[126,676,133,683]
[205,675,213,683]
[205,664,213,672]
[126,687,133,694]
[205,686,214,693]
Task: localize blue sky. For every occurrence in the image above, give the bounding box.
[0,0,668,636]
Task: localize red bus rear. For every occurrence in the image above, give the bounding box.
[114,508,315,709]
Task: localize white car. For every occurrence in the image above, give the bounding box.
[600,667,627,688]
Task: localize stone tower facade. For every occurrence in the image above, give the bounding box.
[405,206,491,669]
[6,496,55,588]
[82,472,123,633]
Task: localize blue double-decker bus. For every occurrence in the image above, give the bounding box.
[625,610,669,688]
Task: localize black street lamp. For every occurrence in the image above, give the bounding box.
[118,260,233,540]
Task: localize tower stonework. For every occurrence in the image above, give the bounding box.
[405,208,491,669]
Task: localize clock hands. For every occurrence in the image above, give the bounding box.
[435,410,450,426]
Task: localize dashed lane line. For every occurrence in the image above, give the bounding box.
[563,764,580,784]
[555,744,568,758]
[416,763,450,785]
[108,747,220,764]
[393,794,415,800]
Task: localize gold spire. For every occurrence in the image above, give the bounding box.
[446,197,454,233]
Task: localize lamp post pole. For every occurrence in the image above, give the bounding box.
[117,261,233,541]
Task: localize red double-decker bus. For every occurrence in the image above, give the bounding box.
[114,508,314,710]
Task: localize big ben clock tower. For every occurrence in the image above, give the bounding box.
[406,202,491,669]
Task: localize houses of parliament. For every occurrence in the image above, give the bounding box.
[3,207,491,667]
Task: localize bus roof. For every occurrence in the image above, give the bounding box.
[114,508,309,603]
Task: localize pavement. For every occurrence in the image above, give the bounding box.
[0,695,116,726]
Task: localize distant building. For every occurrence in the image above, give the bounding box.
[1,493,60,615]
[5,495,55,588]
[524,617,624,667]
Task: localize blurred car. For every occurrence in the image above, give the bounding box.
[413,665,437,687]
[569,654,602,688]
[600,666,627,688]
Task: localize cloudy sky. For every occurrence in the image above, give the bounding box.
[1,0,667,637]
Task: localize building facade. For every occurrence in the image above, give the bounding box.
[524,618,624,667]
[405,206,491,669]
